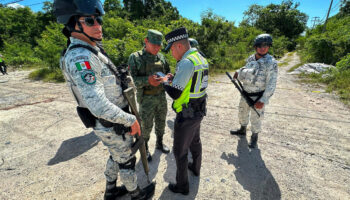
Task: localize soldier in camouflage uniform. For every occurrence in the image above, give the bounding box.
[128,30,171,161]
[53,0,155,199]
[230,34,278,148]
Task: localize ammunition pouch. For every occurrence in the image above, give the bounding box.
[76,107,97,128]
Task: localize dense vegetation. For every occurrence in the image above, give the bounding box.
[298,0,350,103]
[0,0,302,81]
[0,0,348,103]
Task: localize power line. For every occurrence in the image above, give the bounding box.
[4,0,23,6]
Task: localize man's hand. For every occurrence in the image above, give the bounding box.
[130,120,141,136]
[254,101,264,109]
[148,75,161,86]
[233,72,238,79]
[166,73,174,83]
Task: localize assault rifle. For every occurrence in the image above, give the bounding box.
[123,87,150,183]
[226,72,260,117]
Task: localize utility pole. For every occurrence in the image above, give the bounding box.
[323,0,334,32]
[311,17,320,29]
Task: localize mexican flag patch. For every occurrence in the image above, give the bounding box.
[75,61,91,71]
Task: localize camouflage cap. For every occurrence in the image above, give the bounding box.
[147,29,163,45]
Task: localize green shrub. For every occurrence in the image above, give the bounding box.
[29,68,64,82]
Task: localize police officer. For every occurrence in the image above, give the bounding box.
[53,0,154,199]
[0,54,8,75]
[230,34,278,148]
[128,30,170,162]
[161,27,208,195]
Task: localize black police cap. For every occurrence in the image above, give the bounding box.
[164,27,189,51]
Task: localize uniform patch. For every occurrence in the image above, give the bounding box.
[81,70,96,84]
[72,56,89,62]
[75,61,91,71]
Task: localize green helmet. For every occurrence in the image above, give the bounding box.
[254,34,273,47]
[53,0,105,25]
[189,38,199,48]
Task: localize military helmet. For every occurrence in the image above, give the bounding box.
[254,34,273,47]
[189,38,199,48]
[53,0,105,25]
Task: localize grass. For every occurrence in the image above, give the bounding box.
[298,70,350,105]
[288,63,304,72]
[29,68,65,83]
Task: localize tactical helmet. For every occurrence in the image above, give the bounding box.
[254,34,273,47]
[189,38,199,48]
[53,0,105,25]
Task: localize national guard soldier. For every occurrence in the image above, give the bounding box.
[128,30,170,161]
[188,38,206,58]
[230,34,278,148]
[53,0,155,199]
[161,27,208,195]
[0,54,8,75]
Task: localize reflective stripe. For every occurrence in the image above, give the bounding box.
[190,91,206,98]
[195,70,202,93]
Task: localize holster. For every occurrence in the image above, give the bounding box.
[76,107,96,128]
[181,96,207,119]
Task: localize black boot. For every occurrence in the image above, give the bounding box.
[230,125,247,136]
[156,136,170,154]
[249,133,258,148]
[104,181,128,200]
[130,182,156,200]
[145,142,152,162]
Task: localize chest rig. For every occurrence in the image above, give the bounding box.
[137,51,166,95]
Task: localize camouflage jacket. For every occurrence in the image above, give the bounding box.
[60,37,136,127]
[128,48,170,91]
[237,53,278,105]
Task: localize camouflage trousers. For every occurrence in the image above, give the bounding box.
[139,92,167,142]
[238,96,265,133]
[93,121,137,192]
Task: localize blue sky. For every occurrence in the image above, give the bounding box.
[10,0,342,27]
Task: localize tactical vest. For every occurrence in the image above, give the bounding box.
[173,51,209,113]
[137,51,167,95]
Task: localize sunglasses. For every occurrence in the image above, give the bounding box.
[256,43,270,48]
[79,16,103,27]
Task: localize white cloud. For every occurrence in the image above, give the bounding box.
[6,3,25,9]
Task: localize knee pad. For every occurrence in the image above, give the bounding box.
[118,156,136,170]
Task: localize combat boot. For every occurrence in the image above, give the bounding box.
[156,136,170,154]
[249,133,258,148]
[104,181,128,200]
[130,182,156,200]
[230,125,247,136]
[145,142,152,162]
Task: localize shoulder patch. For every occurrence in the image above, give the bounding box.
[75,61,91,71]
[81,70,96,84]
[72,56,89,62]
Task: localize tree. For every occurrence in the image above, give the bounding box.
[241,0,308,39]
[0,7,39,48]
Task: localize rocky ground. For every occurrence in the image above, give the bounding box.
[0,53,349,200]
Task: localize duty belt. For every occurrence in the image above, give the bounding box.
[244,90,265,97]
[143,88,163,95]
[98,107,131,139]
